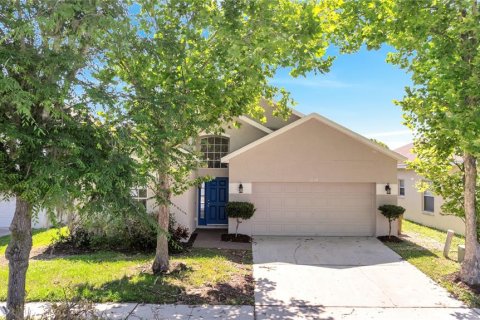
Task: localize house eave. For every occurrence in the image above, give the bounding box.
[222,113,407,164]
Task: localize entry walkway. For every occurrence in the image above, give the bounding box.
[193,229,251,250]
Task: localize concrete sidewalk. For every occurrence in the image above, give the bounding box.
[0,302,254,319]
[255,306,480,319]
[2,302,479,319]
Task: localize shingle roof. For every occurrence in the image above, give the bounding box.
[394,143,416,163]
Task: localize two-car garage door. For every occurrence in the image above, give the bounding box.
[250,182,376,236]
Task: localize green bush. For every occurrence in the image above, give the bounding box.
[226,201,256,237]
[378,204,406,238]
[54,213,189,253]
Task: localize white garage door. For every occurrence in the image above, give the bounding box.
[0,198,15,228]
[251,182,375,236]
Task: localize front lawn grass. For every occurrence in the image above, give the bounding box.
[0,229,253,305]
[384,220,480,307]
[0,227,68,255]
[403,219,464,250]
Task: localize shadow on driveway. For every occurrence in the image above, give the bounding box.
[252,236,466,314]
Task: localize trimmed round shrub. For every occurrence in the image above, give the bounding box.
[225,201,256,237]
[378,204,406,238]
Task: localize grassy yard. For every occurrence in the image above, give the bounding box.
[385,220,480,307]
[0,230,253,305]
[0,228,68,256]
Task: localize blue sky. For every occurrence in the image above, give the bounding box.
[271,46,413,149]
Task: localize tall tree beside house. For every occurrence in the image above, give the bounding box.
[100,0,340,274]
[0,2,140,319]
[334,0,480,285]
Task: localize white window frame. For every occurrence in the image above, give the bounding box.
[398,179,405,197]
[200,136,229,168]
[131,187,148,208]
[199,182,205,220]
[423,189,435,213]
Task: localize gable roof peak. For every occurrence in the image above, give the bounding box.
[222,112,407,163]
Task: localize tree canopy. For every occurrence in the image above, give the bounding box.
[98,0,341,273]
[334,0,480,284]
[0,2,141,318]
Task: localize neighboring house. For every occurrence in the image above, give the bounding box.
[0,198,50,229]
[395,143,465,235]
[158,101,406,237]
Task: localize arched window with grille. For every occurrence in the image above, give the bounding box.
[200,136,229,168]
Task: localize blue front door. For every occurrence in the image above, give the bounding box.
[199,177,228,225]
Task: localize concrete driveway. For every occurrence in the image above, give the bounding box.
[253,236,479,320]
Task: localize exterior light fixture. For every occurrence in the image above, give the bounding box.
[385,183,391,195]
[239,183,244,194]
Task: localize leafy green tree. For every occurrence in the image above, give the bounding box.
[101,0,339,273]
[334,0,480,284]
[0,2,140,319]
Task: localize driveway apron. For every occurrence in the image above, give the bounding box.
[252,236,478,319]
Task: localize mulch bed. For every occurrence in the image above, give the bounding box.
[445,272,480,295]
[42,242,95,257]
[221,233,251,243]
[377,235,403,243]
[41,233,200,258]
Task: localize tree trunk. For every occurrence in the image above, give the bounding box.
[152,173,170,274]
[235,218,241,237]
[388,219,392,239]
[5,198,32,320]
[460,153,480,285]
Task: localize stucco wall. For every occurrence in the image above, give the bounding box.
[196,115,278,180]
[228,118,398,184]
[0,197,62,229]
[145,184,197,235]
[226,118,400,237]
[229,186,398,237]
[376,195,399,236]
[170,187,197,234]
[169,118,269,231]
[198,118,268,156]
[0,198,15,228]
[228,193,253,235]
[197,168,228,179]
[397,169,465,235]
[226,118,269,153]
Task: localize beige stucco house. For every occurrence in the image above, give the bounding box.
[1,104,407,237]
[395,143,465,235]
[143,103,406,237]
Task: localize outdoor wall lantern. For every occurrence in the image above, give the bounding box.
[385,183,391,195]
[238,183,244,194]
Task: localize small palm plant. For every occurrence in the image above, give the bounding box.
[378,204,406,239]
